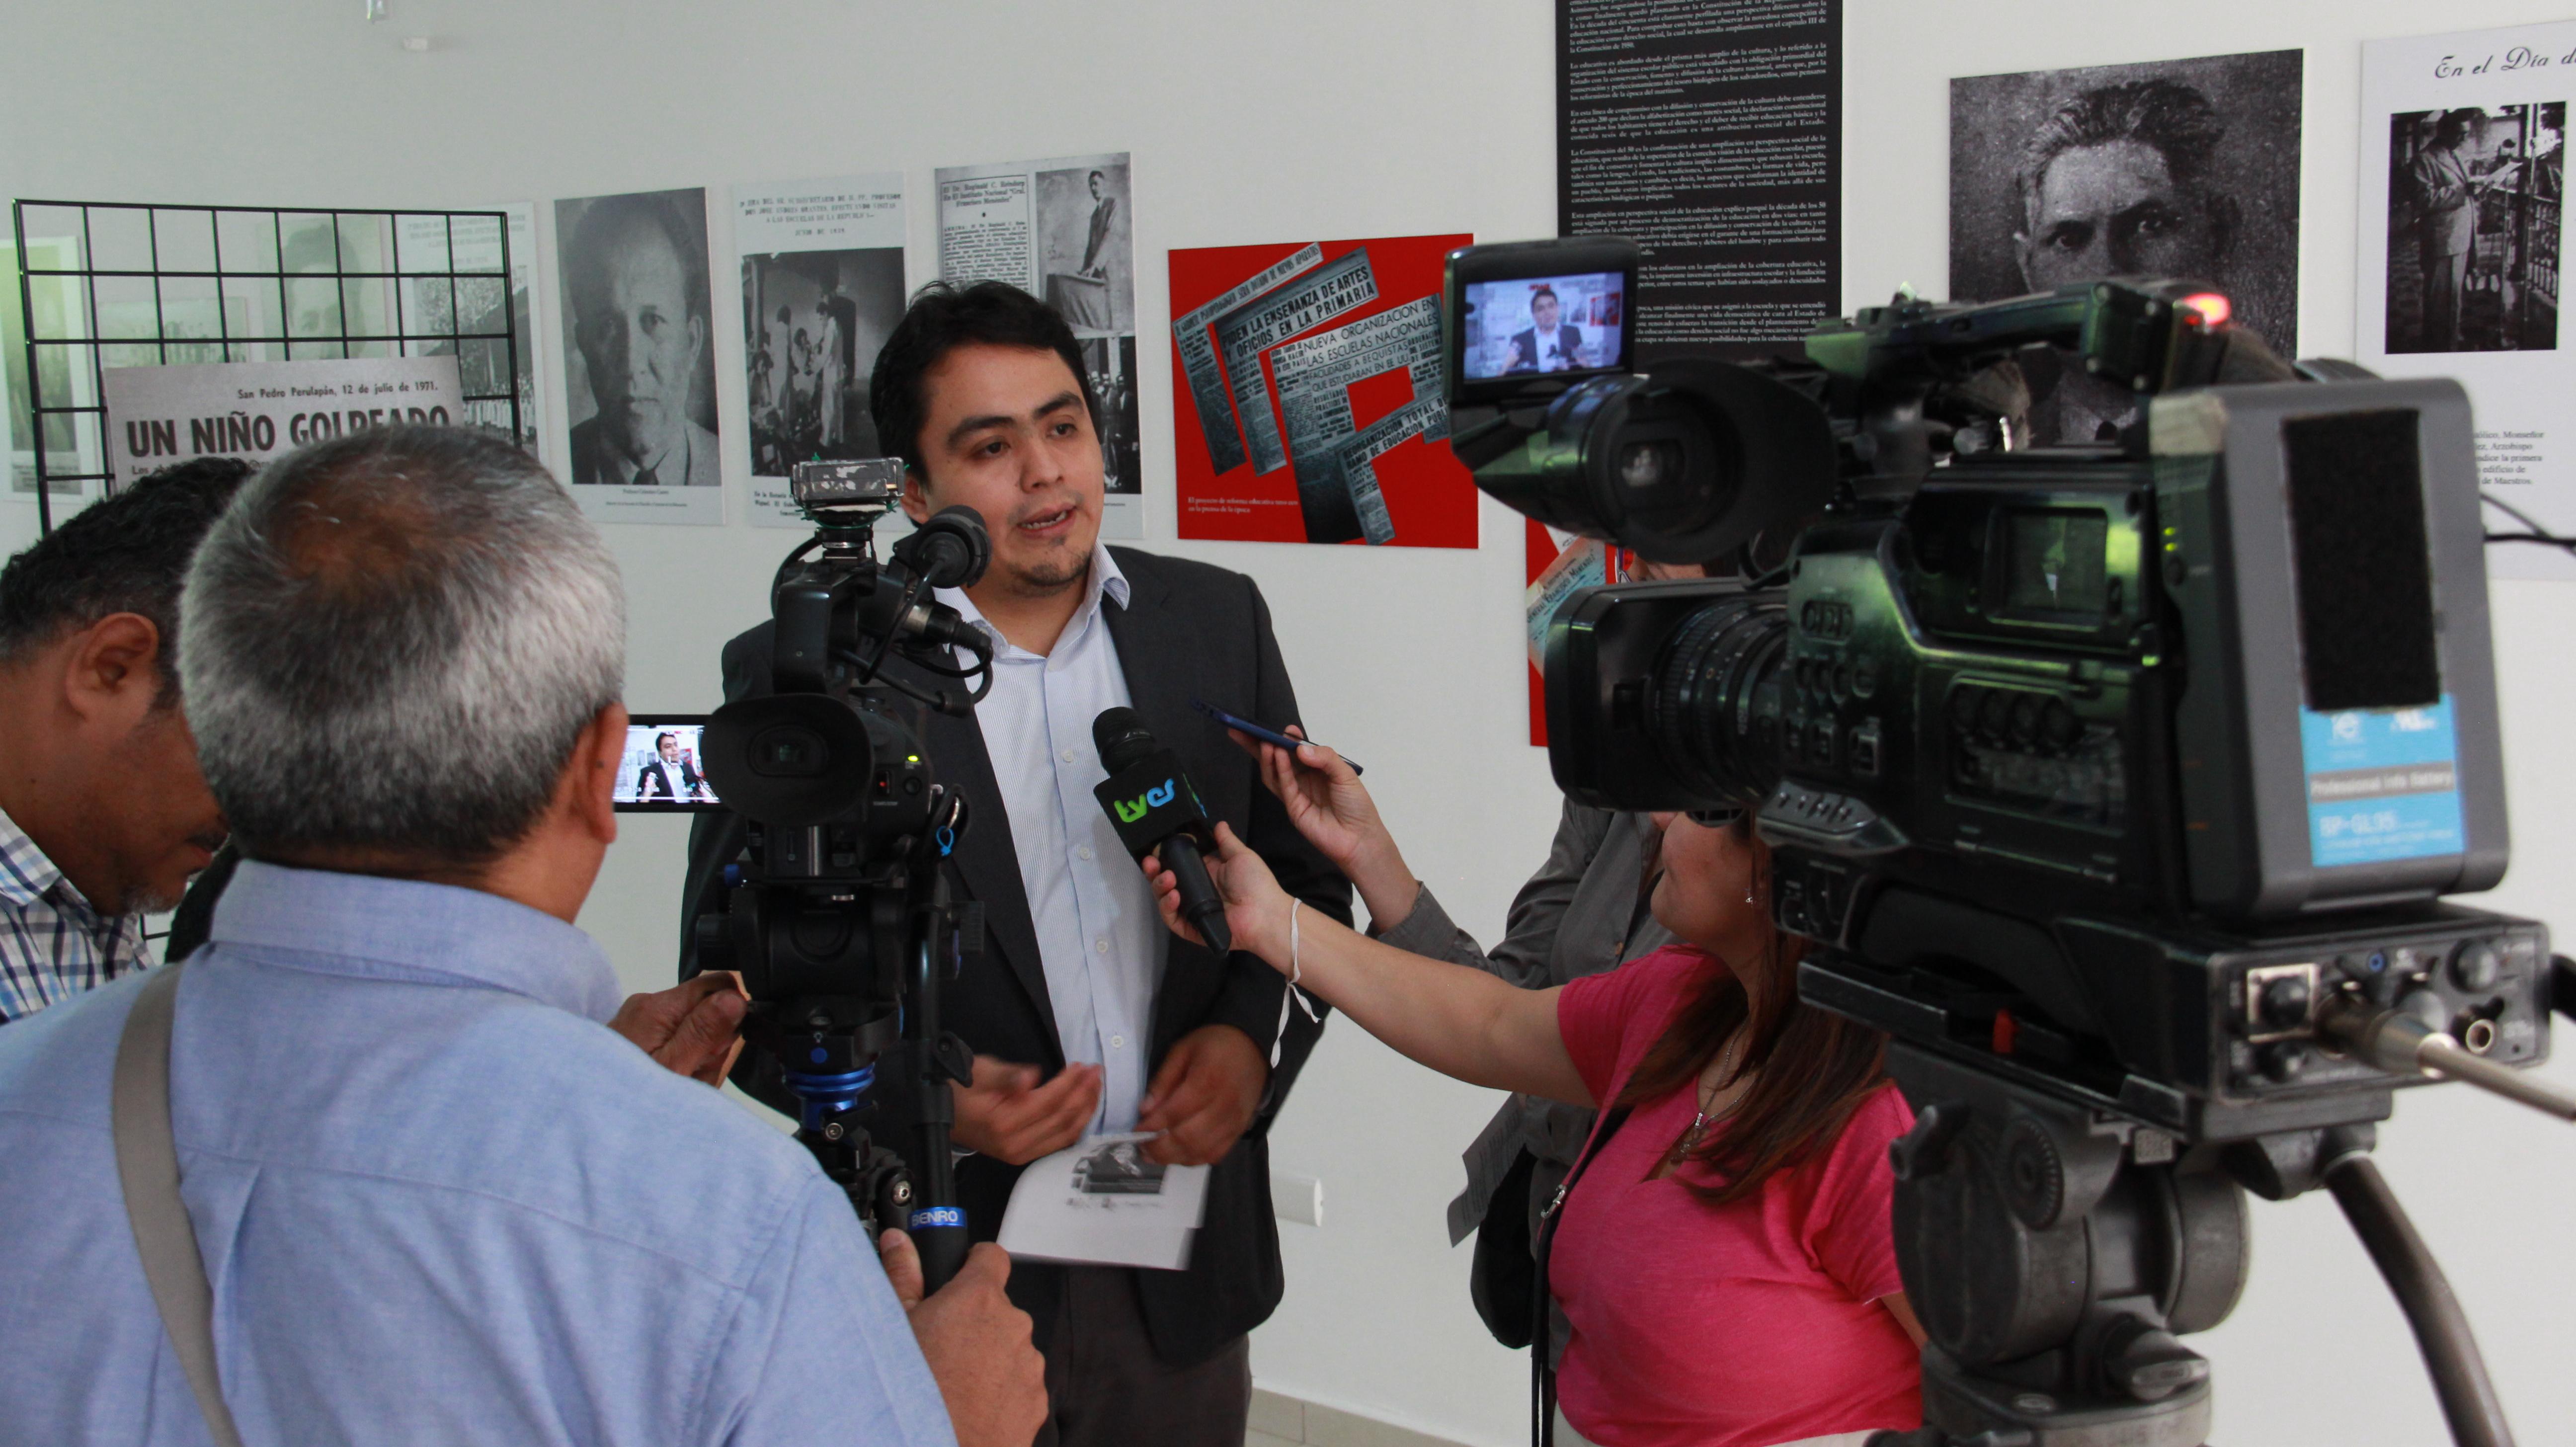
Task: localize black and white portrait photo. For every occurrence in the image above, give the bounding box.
[2385,104,2563,354]
[554,188,720,489]
[1952,51,2303,444]
[1071,1138,1165,1196]
[742,247,903,478]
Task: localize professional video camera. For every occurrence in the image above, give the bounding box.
[1447,238,2575,1447]
[682,458,995,1290]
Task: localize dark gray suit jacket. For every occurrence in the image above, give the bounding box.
[683,546,1349,1368]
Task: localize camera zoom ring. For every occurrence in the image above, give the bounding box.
[1650,595,1789,806]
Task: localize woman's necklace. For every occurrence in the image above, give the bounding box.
[1677,1038,1745,1155]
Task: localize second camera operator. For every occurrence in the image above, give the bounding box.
[0,427,1045,1447]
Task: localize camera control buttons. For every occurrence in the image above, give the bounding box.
[2451,940,2502,993]
[1850,720,1883,777]
[1762,780,1909,855]
[2241,962,2319,1042]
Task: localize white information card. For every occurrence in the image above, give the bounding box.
[995,1133,1210,1271]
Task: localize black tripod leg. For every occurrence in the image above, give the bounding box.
[2324,1154,2516,1447]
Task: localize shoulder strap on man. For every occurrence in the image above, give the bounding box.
[112,962,246,1447]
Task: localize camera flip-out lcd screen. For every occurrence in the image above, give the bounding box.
[1444,237,1639,409]
[1460,272,1628,382]
[615,716,720,811]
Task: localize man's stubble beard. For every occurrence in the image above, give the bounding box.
[997,548,1091,600]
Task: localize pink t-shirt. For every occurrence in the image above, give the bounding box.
[1550,945,1921,1447]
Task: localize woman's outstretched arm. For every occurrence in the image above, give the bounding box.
[1145,823,1593,1107]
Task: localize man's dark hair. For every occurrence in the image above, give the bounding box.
[0,457,252,700]
[1531,286,1559,308]
[869,280,1099,479]
[566,193,707,322]
[2018,78,2227,226]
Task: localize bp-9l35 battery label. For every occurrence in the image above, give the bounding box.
[2301,698,2462,868]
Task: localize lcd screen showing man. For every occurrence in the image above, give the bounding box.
[1462,272,1627,381]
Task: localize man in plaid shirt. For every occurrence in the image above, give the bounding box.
[0,454,753,1079]
[0,459,247,1024]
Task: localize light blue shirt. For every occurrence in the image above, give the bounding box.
[0,862,954,1447]
[941,544,1166,1132]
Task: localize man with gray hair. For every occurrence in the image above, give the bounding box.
[0,426,1043,1446]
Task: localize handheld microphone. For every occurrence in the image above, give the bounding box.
[1092,707,1232,957]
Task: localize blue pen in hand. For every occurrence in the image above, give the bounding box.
[1192,699,1365,775]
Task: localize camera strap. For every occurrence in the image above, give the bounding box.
[111,962,247,1447]
[1528,1101,1630,1447]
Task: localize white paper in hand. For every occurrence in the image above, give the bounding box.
[996,1133,1210,1271]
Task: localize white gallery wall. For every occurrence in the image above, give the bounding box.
[7,2,2575,1443]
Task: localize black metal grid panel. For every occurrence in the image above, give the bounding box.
[10,200,526,534]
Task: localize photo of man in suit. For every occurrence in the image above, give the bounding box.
[635,731,707,802]
[1080,169,1118,280]
[560,191,721,487]
[687,279,1347,1447]
[1504,286,1585,373]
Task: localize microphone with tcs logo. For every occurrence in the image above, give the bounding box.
[1091,707,1233,958]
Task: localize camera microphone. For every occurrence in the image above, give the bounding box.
[1091,707,1232,958]
[892,505,991,590]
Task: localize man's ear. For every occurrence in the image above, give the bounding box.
[60,613,165,726]
[900,470,933,525]
[2012,232,2038,294]
[573,701,629,845]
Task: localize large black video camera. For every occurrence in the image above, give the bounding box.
[1448,239,2564,1447]
[686,458,995,1290]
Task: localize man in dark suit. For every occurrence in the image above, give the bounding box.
[634,731,705,802]
[1504,286,1585,373]
[685,280,1346,1447]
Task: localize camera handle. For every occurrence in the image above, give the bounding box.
[1862,1043,2514,1447]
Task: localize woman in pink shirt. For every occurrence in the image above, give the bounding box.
[1143,742,1924,1447]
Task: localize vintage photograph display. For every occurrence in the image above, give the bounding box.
[735,176,907,528]
[2384,103,2563,355]
[1169,235,1477,549]
[553,186,722,526]
[2360,21,2576,583]
[938,152,1140,538]
[1951,50,2303,445]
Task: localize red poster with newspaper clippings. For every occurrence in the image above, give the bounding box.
[1525,522,1636,746]
[1169,234,1476,547]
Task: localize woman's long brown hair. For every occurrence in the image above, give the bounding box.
[1615,815,1890,1207]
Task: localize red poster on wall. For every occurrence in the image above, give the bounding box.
[1525,522,1633,746]
[1169,234,1477,547]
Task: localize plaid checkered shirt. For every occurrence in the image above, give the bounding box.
[0,804,152,1024]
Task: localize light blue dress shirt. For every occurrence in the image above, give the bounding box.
[0,862,954,1447]
[940,544,1167,1132]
